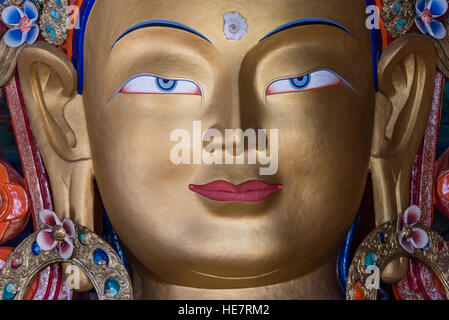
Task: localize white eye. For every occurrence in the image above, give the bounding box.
[266,69,349,95]
[116,75,201,97]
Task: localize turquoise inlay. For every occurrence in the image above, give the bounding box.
[78,230,87,244]
[45,25,56,41]
[104,278,120,297]
[396,19,407,31]
[365,252,378,268]
[393,3,402,15]
[2,283,17,300]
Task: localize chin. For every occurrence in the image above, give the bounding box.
[130,242,329,289]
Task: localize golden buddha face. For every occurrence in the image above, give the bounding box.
[18,0,437,296]
[82,0,373,289]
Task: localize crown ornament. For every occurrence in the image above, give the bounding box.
[0,0,70,46]
[0,0,71,86]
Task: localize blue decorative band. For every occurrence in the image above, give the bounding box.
[337,216,358,294]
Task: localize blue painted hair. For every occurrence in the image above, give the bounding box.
[72,0,96,94]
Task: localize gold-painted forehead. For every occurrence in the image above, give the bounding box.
[110,18,354,50]
[88,0,370,47]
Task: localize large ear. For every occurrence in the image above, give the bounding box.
[370,34,436,226]
[370,34,436,283]
[17,42,94,230]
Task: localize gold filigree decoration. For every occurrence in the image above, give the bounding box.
[39,0,69,45]
[381,0,415,38]
[346,220,449,300]
[0,225,133,300]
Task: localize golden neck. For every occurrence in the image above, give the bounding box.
[130,259,343,300]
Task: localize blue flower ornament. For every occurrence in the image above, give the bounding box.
[1,0,39,48]
[415,0,448,39]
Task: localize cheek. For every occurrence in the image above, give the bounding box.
[266,88,373,245]
[265,87,374,171]
[83,94,210,251]
[85,101,201,191]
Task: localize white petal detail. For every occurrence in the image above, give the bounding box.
[59,238,74,260]
[404,205,421,226]
[39,209,61,227]
[1,6,23,26]
[3,28,25,48]
[62,218,75,238]
[428,20,447,39]
[429,0,448,17]
[411,228,429,249]
[24,0,38,24]
[36,229,57,251]
[27,24,39,44]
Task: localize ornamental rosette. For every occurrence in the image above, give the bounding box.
[415,0,448,39]
[36,209,75,260]
[1,0,39,48]
[397,205,429,254]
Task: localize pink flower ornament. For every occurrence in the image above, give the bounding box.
[415,0,448,39]
[36,210,75,260]
[397,205,429,254]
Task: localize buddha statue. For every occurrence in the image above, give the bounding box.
[1,0,440,299]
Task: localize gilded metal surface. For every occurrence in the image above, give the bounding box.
[0,225,133,300]
[346,220,449,300]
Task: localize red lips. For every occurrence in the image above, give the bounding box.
[189,180,283,202]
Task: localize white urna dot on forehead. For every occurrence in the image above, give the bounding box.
[224,12,248,40]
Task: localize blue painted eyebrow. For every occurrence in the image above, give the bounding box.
[259,18,353,42]
[112,20,212,48]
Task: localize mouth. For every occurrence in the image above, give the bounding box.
[189,180,283,202]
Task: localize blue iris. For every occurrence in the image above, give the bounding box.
[156,77,178,92]
[289,74,311,89]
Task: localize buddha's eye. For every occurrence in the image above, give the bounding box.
[266,69,349,95]
[117,75,201,96]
